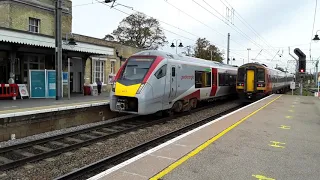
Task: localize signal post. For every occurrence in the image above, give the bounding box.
[294,48,306,96]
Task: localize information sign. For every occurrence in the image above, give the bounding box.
[30,70,46,98]
[47,70,56,98]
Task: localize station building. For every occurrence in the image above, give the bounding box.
[0,0,142,98]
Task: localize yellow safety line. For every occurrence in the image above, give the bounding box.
[0,100,110,114]
[150,95,282,180]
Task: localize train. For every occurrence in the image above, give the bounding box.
[109,50,238,115]
[236,62,294,102]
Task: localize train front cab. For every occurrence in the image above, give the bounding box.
[110,55,165,115]
[236,65,267,102]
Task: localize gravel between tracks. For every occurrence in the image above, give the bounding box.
[0,101,241,180]
[0,114,136,148]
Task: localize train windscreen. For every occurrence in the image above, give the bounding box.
[118,57,155,85]
[237,68,245,82]
[257,69,265,82]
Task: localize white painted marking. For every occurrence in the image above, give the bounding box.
[87,94,276,180]
[0,101,110,118]
[173,143,187,147]
[121,171,148,178]
[148,154,176,161]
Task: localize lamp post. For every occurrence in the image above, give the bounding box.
[247,48,251,63]
[65,33,77,100]
[312,30,320,96]
[170,39,183,54]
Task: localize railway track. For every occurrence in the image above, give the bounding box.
[0,97,235,172]
[55,104,244,180]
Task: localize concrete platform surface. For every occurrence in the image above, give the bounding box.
[160,95,320,180]
[0,93,110,118]
[88,94,283,180]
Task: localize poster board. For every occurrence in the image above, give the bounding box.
[17,84,29,98]
[29,69,64,98]
[29,70,46,98]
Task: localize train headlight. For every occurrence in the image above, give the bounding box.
[136,83,145,94]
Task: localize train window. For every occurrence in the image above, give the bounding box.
[257,69,265,82]
[205,72,211,87]
[237,68,245,82]
[154,64,167,79]
[195,71,202,88]
[195,71,211,88]
[172,67,176,77]
[219,73,225,86]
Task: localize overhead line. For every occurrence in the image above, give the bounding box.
[163,0,244,49]
[220,0,278,53]
[194,0,275,58]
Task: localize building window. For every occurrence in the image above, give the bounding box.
[93,60,105,84]
[29,18,40,33]
[110,61,115,74]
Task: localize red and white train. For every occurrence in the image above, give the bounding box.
[109,50,238,115]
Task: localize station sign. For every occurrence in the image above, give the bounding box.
[290,81,295,90]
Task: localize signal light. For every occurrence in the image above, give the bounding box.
[300,69,304,73]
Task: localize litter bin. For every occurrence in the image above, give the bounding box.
[83,86,91,96]
[91,85,98,96]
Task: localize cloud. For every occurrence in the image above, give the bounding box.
[72,0,320,73]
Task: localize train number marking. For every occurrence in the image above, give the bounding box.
[269,141,285,148]
[279,125,291,130]
[252,174,275,180]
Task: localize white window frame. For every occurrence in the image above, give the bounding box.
[110,59,116,75]
[29,17,40,33]
[92,57,106,85]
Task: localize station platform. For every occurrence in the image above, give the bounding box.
[88,94,320,180]
[0,93,110,118]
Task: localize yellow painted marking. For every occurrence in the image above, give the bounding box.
[115,82,141,97]
[291,105,295,108]
[150,95,282,180]
[288,109,294,112]
[252,174,275,180]
[269,141,285,148]
[285,116,292,119]
[279,125,291,130]
[0,100,110,114]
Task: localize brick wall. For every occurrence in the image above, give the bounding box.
[0,0,72,36]
[0,2,10,28]
[0,105,120,142]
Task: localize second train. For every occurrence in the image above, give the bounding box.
[236,62,294,102]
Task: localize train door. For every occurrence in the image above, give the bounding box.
[246,70,254,92]
[169,65,177,99]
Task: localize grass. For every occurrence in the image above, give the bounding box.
[285,82,318,96]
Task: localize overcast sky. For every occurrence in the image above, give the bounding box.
[72,0,320,74]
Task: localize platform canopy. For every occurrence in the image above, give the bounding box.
[0,28,114,56]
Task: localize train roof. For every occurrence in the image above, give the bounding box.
[239,62,288,74]
[133,50,238,70]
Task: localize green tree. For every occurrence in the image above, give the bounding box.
[111,12,167,50]
[194,38,223,62]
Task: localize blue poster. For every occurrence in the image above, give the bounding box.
[63,72,68,85]
[47,71,56,98]
[30,70,46,98]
